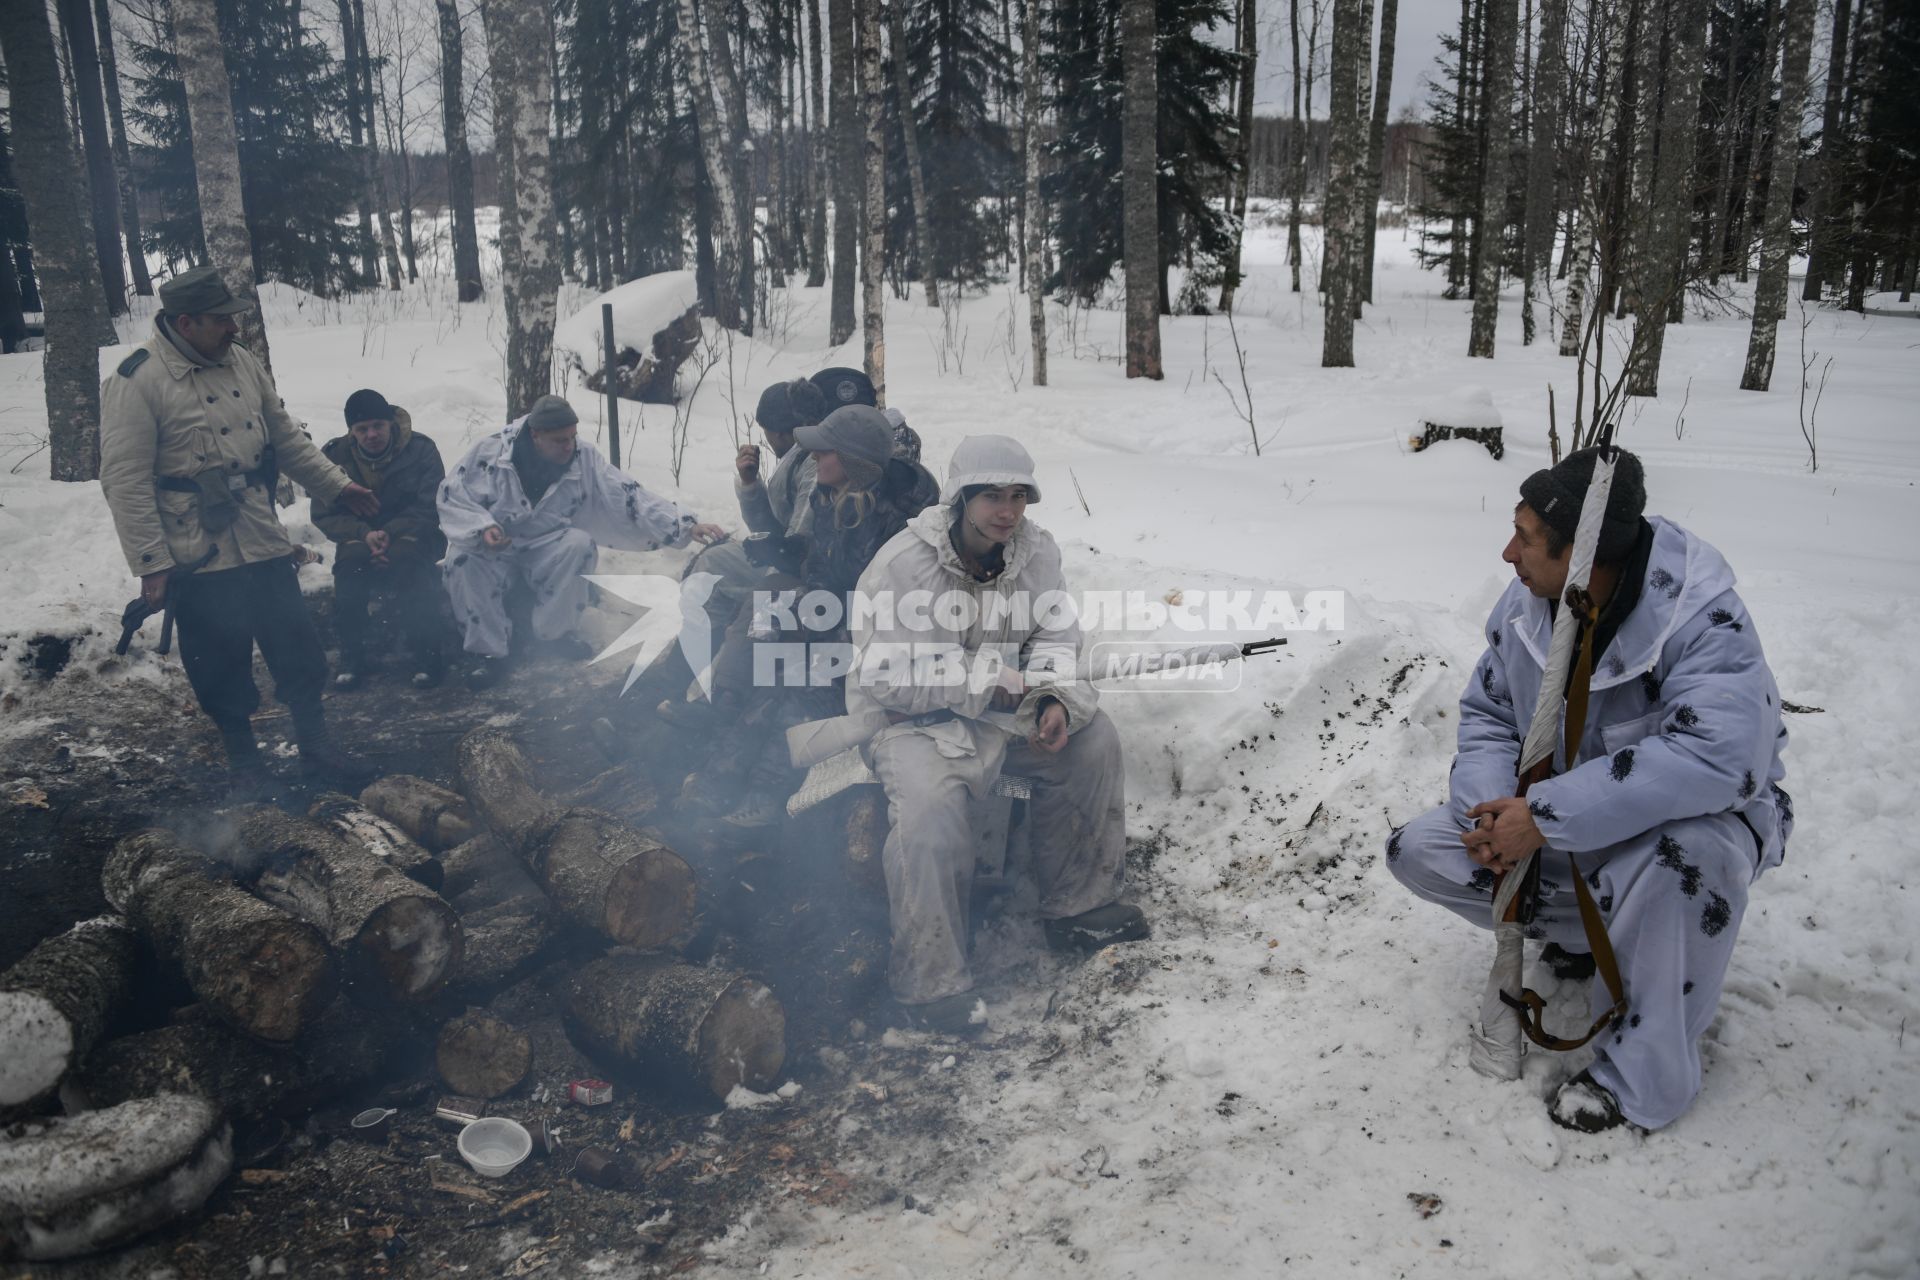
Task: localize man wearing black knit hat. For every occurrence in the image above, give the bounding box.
[1385,446,1793,1134]
[313,390,450,689]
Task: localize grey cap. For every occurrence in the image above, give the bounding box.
[793,404,894,466]
[523,394,579,431]
[158,265,251,316]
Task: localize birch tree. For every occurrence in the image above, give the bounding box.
[807,0,830,287]
[348,0,404,290]
[0,0,109,480]
[1360,0,1399,306]
[1466,0,1517,357]
[674,0,745,329]
[1218,0,1256,314]
[860,0,888,399]
[1320,0,1366,367]
[1740,0,1817,390]
[172,0,273,372]
[483,0,561,412]
[1519,0,1566,344]
[1120,0,1161,378]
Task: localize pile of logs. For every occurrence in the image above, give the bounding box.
[0,727,789,1261]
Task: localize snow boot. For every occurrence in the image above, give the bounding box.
[332,645,371,692]
[1549,1070,1634,1134]
[220,727,278,803]
[409,641,445,689]
[465,655,509,690]
[1541,942,1597,982]
[292,710,377,790]
[894,992,988,1035]
[1043,902,1150,954]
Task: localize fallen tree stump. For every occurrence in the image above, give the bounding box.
[359,775,477,852]
[456,728,696,950]
[73,1002,392,1122]
[563,953,785,1103]
[0,1094,231,1261]
[309,793,445,892]
[103,830,336,1043]
[236,808,462,1005]
[436,1012,532,1099]
[0,916,137,1110]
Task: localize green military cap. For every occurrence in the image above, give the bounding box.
[158,264,251,316]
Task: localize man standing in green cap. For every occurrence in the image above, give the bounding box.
[98,264,383,794]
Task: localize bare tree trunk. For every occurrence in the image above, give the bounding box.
[1287,0,1304,293]
[676,0,744,329]
[707,0,754,329]
[1218,0,1257,313]
[1624,0,1706,395]
[91,0,150,295]
[807,0,830,287]
[0,0,109,479]
[859,0,887,399]
[56,0,127,316]
[829,0,859,342]
[1121,0,1161,378]
[1022,0,1047,384]
[1467,0,1517,356]
[1520,0,1565,343]
[1800,0,1851,301]
[351,0,404,291]
[1321,0,1367,367]
[171,0,272,371]
[436,0,483,301]
[888,1,939,307]
[1741,0,1815,389]
[1730,0,1782,281]
[337,0,380,282]
[1560,1,1623,356]
[1360,0,1398,307]
[483,0,561,412]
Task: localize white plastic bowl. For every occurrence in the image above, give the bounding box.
[457,1117,531,1178]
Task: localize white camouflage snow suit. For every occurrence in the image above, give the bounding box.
[437,419,700,658]
[1388,516,1793,1128]
[850,504,1128,1005]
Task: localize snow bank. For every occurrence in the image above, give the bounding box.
[551,271,700,374]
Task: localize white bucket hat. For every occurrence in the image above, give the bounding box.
[942,434,1042,505]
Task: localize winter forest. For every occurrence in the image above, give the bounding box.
[0,0,1916,1271]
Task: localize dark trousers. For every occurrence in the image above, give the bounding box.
[333,553,443,661]
[170,556,327,735]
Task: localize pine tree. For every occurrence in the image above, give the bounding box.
[92,0,153,296]
[1021,0,1047,382]
[1466,0,1517,358]
[1412,0,1481,296]
[902,0,1016,284]
[55,0,128,315]
[1624,0,1707,396]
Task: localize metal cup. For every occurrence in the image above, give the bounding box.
[350,1107,396,1141]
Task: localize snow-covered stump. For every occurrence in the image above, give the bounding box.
[554,271,702,405]
[0,916,137,1111]
[308,793,445,892]
[456,727,697,951]
[359,774,478,852]
[435,1011,532,1099]
[562,954,786,1103]
[235,807,463,1006]
[102,830,336,1043]
[1413,386,1506,460]
[72,1002,392,1122]
[0,1094,231,1262]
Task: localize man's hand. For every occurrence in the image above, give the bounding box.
[1029,701,1069,754]
[735,444,761,485]
[365,529,390,558]
[1460,796,1545,872]
[691,522,730,546]
[340,482,380,519]
[481,525,511,550]
[989,665,1026,711]
[140,569,171,608]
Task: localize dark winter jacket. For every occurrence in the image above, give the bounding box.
[312,408,449,565]
[800,457,941,621]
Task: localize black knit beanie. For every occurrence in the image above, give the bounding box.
[344,388,395,426]
[1519,446,1647,562]
[755,382,803,434]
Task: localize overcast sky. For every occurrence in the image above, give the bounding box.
[1250,0,1453,118]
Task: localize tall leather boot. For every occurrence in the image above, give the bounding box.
[220,725,278,802]
[290,705,377,789]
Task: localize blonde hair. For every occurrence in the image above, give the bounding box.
[828,453,884,529]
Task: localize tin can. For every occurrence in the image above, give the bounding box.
[435,1096,486,1126]
[571,1146,630,1189]
[568,1079,613,1107]
[349,1107,396,1141]
[524,1119,561,1157]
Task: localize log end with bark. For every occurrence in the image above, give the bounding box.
[103,829,336,1043]
[436,1011,532,1099]
[308,792,445,891]
[0,916,137,1110]
[0,1094,231,1261]
[359,774,477,852]
[564,954,786,1102]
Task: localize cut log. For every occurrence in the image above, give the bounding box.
[436,1012,532,1098]
[73,1002,391,1122]
[236,807,462,1005]
[0,916,137,1110]
[456,728,697,950]
[308,792,445,891]
[0,1094,231,1261]
[563,953,785,1102]
[359,774,477,851]
[567,762,662,826]
[440,833,511,901]
[452,897,553,993]
[843,786,888,895]
[103,829,336,1043]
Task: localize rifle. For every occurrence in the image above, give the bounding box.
[1468,430,1629,1082]
[115,547,220,657]
[783,637,1288,814]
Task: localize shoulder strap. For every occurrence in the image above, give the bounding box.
[116,348,151,378]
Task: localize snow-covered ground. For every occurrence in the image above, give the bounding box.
[1,212,1915,1277]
